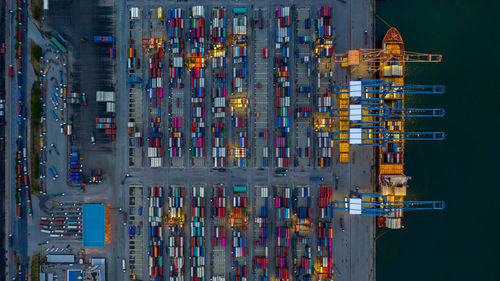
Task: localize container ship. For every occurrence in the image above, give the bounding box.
[377,27,408,229]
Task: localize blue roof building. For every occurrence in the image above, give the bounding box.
[83,204,106,248]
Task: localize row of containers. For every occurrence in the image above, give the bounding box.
[293,186,313,279]
[232,8,249,168]
[189,6,206,166]
[168,8,185,162]
[275,7,292,169]
[66,91,87,105]
[275,185,291,280]
[68,152,83,187]
[148,50,164,168]
[315,6,335,168]
[253,185,269,280]
[148,185,164,280]
[127,36,144,166]
[295,9,313,167]
[39,214,82,238]
[318,186,334,280]
[210,7,227,168]
[167,185,184,281]
[231,186,248,281]
[191,186,206,280]
[211,184,226,280]
[95,117,116,140]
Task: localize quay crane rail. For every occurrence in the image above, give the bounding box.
[333,192,445,216]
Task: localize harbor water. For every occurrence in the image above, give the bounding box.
[376,0,499,280]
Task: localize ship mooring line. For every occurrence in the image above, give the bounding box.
[376,14,393,28]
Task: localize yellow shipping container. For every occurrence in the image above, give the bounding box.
[339,120,349,131]
[339,152,349,163]
[158,7,164,20]
[379,163,404,175]
[339,99,349,109]
[339,142,349,153]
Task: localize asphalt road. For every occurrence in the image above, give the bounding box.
[5,0,29,279]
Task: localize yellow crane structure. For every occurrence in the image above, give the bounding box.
[141,38,164,54]
[334,48,442,71]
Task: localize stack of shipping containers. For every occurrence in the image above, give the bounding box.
[210,8,227,168]
[148,185,164,280]
[167,185,185,281]
[167,8,185,168]
[294,8,313,168]
[191,185,205,280]
[253,185,269,280]
[293,185,313,280]
[189,6,206,167]
[231,8,249,168]
[274,7,291,169]
[231,185,248,281]
[147,47,164,168]
[95,117,115,140]
[275,185,291,280]
[127,9,144,167]
[315,6,335,168]
[211,184,227,280]
[317,185,334,280]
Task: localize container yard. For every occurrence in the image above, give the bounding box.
[9,2,449,281]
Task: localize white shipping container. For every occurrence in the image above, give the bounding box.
[106,102,115,113]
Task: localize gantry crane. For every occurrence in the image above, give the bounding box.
[333,192,445,216]
[329,79,445,99]
[325,79,445,145]
[141,37,164,54]
[334,48,442,71]
[331,127,445,145]
[329,103,445,123]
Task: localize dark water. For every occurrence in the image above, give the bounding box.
[376,1,500,280]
